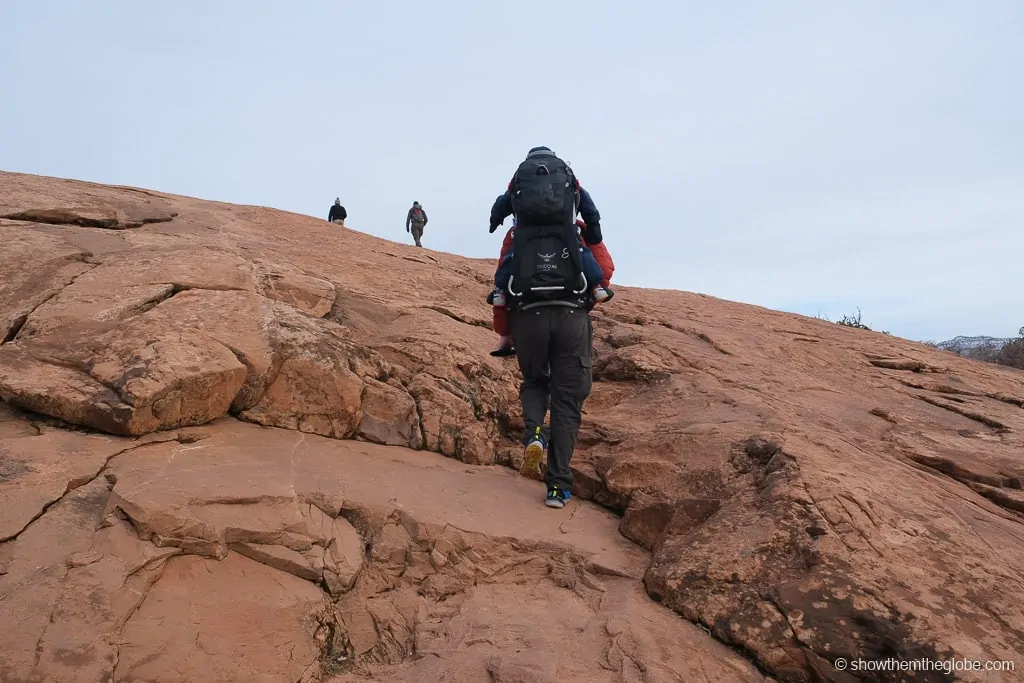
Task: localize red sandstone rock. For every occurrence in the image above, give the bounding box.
[0,171,1022,682]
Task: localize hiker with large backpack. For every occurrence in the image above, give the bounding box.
[486,146,613,509]
[405,201,428,247]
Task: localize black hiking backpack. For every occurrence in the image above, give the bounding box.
[509,153,579,226]
[503,149,590,308]
[506,223,590,309]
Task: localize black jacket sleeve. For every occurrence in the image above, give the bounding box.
[577,187,602,244]
[489,189,513,232]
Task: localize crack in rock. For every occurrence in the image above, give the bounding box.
[1,314,27,344]
[111,556,174,681]
[916,394,1010,431]
[421,305,491,330]
[0,434,189,543]
[1,260,102,345]
[900,379,1024,410]
[2,207,177,230]
[869,358,941,372]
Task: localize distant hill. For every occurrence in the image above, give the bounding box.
[935,332,1024,371]
[936,335,1013,355]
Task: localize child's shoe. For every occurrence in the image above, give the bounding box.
[592,286,614,303]
[489,335,515,357]
[488,287,506,307]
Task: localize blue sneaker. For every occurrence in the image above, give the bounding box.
[545,486,571,509]
[520,427,545,478]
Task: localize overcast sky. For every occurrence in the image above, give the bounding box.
[2,1,1021,342]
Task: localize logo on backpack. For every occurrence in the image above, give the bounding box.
[507,224,588,307]
[537,250,559,271]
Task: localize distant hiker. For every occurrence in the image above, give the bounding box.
[489,218,614,356]
[487,146,610,509]
[328,198,347,226]
[406,201,428,247]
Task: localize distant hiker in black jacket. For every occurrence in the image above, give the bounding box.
[406,201,428,247]
[328,198,347,226]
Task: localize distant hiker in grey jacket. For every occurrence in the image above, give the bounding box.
[406,201,428,247]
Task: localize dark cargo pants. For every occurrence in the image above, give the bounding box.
[410,223,424,247]
[511,305,594,491]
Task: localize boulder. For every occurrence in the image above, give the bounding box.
[0,316,247,435]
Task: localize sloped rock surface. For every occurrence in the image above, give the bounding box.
[0,315,248,435]
[254,258,337,317]
[0,178,515,461]
[0,172,178,231]
[584,306,1024,677]
[324,547,763,683]
[1,206,177,230]
[1,171,1023,681]
[0,419,751,683]
[0,428,176,541]
[13,246,259,339]
[0,225,96,343]
[116,552,328,683]
[0,475,181,683]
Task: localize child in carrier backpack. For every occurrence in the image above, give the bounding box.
[487,219,614,356]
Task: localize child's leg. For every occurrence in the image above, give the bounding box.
[580,245,606,289]
[494,229,515,289]
[489,252,515,307]
[489,306,515,356]
[579,244,614,303]
[588,239,615,285]
[494,251,514,289]
[493,306,511,337]
[489,249,515,355]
